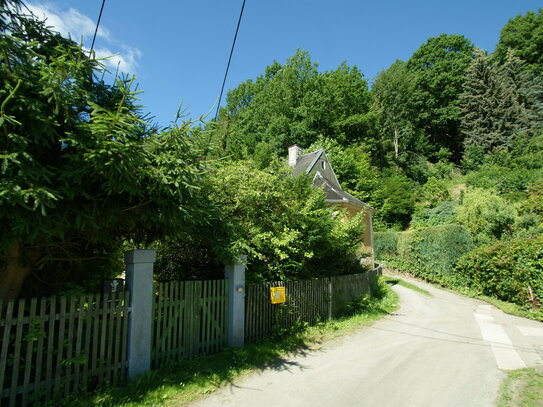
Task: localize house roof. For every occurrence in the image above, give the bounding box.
[292,149,373,211]
[313,172,372,210]
[292,149,323,176]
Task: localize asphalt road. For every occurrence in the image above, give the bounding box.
[190,277,543,407]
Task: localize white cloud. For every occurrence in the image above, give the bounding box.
[93,46,142,74]
[25,2,140,73]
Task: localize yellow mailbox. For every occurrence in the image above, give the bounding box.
[270,286,286,304]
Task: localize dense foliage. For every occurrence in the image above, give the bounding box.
[215,50,375,160]
[406,34,475,159]
[495,9,543,76]
[454,188,516,245]
[3,1,543,310]
[374,225,474,280]
[207,161,366,282]
[0,5,213,297]
[455,235,543,307]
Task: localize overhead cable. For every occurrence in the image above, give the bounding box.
[214,0,247,121]
[89,0,106,56]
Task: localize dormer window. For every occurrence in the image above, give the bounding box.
[321,161,326,170]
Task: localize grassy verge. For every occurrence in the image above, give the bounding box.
[497,367,543,407]
[471,294,543,322]
[382,275,432,297]
[67,279,398,407]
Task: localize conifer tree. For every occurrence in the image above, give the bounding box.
[460,50,521,151]
[500,51,543,135]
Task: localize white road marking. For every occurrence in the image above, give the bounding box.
[474,313,526,370]
[517,326,543,337]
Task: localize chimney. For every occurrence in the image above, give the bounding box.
[288,144,302,167]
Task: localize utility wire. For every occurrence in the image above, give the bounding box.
[89,0,106,56]
[214,0,246,121]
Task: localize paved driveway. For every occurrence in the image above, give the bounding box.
[189,278,543,407]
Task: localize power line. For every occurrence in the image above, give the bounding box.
[89,0,106,56]
[214,0,247,121]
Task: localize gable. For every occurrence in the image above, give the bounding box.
[292,148,373,212]
[293,149,341,189]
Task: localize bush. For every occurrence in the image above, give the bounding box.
[154,236,224,281]
[465,164,543,194]
[455,188,516,245]
[371,172,416,230]
[374,224,474,280]
[209,161,366,282]
[520,177,543,223]
[411,200,458,229]
[455,234,543,307]
[417,177,451,208]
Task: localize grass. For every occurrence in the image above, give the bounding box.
[64,279,398,407]
[497,367,543,407]
[470,294,543,322]
[382,275,432,297]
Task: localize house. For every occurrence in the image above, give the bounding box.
[288,144,375,264]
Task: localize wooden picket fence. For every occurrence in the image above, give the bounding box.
[245,279,330,343]
[330,272,375,314]
[152,280,228,368]
[0,292,129,407]
[245,270,379,344]
[0,268,381,405]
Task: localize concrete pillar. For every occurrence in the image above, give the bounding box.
[224,254,247,347]
[125,249,156,378]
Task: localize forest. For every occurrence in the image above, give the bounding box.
[1,2,542,312]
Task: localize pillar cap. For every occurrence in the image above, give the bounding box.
[124,249,157,264]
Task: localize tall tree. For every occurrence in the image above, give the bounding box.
[500,51,543,134]
[495,9,543,76]
[407,34,475,160]
[0,7,210,298]
[461,50,543,152]
[372,60,422,159]
[460,50,522,151]
[216,50,374,157]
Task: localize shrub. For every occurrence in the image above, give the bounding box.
[154,236,224,281]
[411,200,458,229]
[373,231,398,258]
[417,177,451,208]
[209,161,366,282]
[374,224,474,280]
[455,234,543,307]
[455,188,516,245]
[465,165,543,194]
[520,177,543,223]
[371,172,416,230]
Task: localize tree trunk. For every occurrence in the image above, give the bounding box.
[0,242,32,299]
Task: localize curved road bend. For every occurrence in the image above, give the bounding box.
[189,277,543,407]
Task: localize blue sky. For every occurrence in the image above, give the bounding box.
[27,1,541,127]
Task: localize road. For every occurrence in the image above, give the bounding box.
[190,277,543,407]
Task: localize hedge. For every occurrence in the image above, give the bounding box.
[374,224,474,280]
[455,234,543,307]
